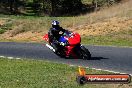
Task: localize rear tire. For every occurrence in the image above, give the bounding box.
[80,46,91,60]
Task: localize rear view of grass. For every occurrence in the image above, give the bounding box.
[0,58,131,88]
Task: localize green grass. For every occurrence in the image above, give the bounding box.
[0,28,5,34]
[0,58,131,88]
[82,35,132,47]
[82,0,93,4]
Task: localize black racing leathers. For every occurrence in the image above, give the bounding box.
[48,27,66,43]
[48,27,66,52]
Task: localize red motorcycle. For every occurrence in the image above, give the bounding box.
[43,30,91,59]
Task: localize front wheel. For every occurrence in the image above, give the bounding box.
[79,45,91,60]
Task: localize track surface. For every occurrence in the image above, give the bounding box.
[0,42,132,74]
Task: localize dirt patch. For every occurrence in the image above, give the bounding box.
[0,31,46,42]
[0,20,6,26]
[13,31,45,42]
[72,17,132,36]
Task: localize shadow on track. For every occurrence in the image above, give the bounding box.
[89,57,109,60]
[64,56,109,60]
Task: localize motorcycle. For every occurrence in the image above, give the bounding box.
[43,30,91,59]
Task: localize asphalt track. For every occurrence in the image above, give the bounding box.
[0,42,132,74]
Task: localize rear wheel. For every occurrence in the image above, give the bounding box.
[79,46,91,60]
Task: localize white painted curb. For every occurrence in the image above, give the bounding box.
[69,64,132,76]
[0,56,21,60]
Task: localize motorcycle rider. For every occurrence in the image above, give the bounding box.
[48,20,66,43]
[48,20,70,57]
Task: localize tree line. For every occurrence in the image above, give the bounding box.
[0,0,122,16]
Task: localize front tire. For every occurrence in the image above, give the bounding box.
[80,45,91,60]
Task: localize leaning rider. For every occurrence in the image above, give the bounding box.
[48,21,69,56]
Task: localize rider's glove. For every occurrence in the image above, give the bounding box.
[60,41,69,46]
[60,42,65,46]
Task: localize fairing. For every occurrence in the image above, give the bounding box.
[59,32,81,45]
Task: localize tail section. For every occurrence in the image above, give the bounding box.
[43,34,49,42]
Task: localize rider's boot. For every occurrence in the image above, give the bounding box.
[51,43,58,52]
